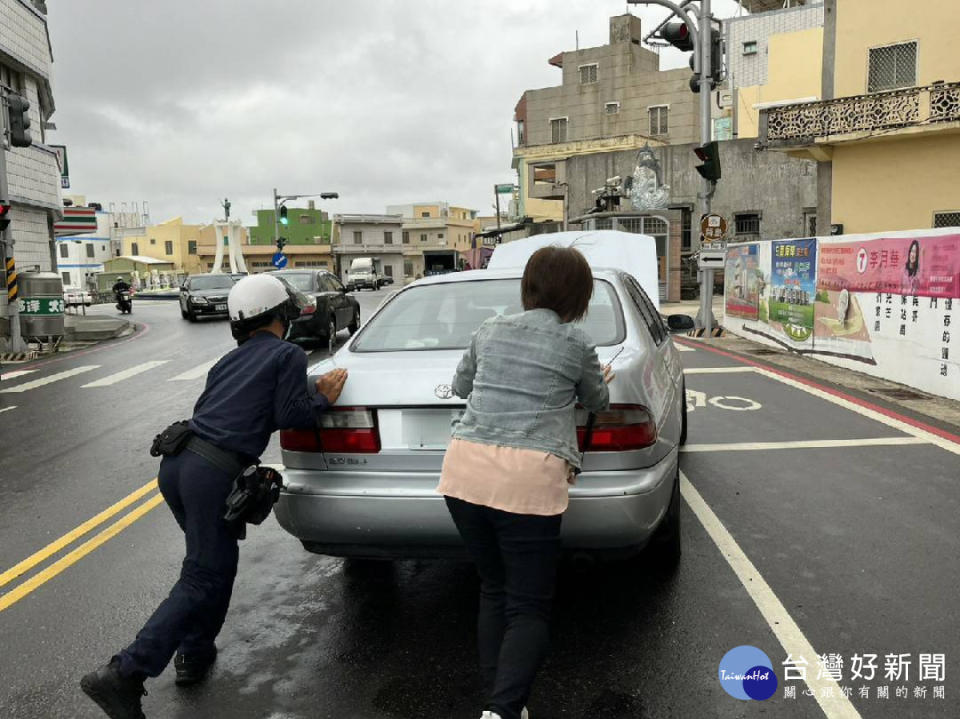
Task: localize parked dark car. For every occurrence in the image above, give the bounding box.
[273,270,361,350]
[179,273,236,321]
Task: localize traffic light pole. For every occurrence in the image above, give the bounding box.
[0,92,26,353]
[697,0,716,334]
[628,0,715,331]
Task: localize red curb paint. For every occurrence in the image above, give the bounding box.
[675,338,960,447]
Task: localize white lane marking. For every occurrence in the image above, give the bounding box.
[682,437,929,453]
[756,368,960,457]
[0,406,16,415]
[168,358,219,382]
[0,366,101,394]
[674,344,696,352]
[680,471,863,719]
[686,389,707,409]
[708,395,762,411]
[684,367,756,374]
[0,370,37,382]
[81,361,170,388]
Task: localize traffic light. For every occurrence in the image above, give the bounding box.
[687,27,724,92]
[0,201,11,232]
[279,204,288,225]
[694,141,721,182]
[6,93,32,148]
[661,22,693,52]
[276,237,287,251]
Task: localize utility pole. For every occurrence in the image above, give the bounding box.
[1,91,26,352]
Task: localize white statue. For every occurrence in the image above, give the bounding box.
[629,145,670,211]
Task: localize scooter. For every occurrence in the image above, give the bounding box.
[116,290,133,314]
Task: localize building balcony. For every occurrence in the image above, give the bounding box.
[759,82,960,154]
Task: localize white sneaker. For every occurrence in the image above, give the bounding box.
[521,709,529,719]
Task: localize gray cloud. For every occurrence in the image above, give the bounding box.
[47,0,744,223]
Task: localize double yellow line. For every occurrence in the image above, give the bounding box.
[0,479,164,613]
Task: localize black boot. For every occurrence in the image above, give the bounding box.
[174,646,217,686]
[80,660,146,719]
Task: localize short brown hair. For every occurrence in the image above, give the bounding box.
[521,246,593,322]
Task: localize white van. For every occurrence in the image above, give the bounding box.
[346,257,382,291]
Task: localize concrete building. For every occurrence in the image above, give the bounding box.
[54,211,113,291]
[120,218,243,275]
[332,214,404,285]
[196,243,333,274]
[1,0,62,345]
[758,0,960,234]
[385,202,478,280]
[512,14,685,223]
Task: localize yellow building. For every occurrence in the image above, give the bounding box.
[384,203,477,278]
[759,0,960,234]
[122,218,250,275]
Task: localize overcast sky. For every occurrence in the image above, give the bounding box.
[46,0,745,225]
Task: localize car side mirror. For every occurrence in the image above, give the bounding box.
[666,314,696,333]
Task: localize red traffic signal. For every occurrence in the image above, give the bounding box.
[661,22,694,52]
[0,201,11,232]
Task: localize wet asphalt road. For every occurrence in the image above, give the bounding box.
[0,289,957,718]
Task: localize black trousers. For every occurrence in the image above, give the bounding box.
[117,450,240,678]
[445,496,562,719]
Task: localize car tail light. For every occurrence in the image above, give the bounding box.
[280,407,380,453]
[576,404,657,451]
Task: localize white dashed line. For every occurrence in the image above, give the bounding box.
[168,358,220,382]
[0,406,16,415]
[81,361,170,388]
[0,366,101,393]
[0,370,37,382]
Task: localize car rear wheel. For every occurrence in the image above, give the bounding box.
[348,308,360,335]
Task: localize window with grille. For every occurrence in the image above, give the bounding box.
[605,102,620,115]
[353,231,363,245]
[681,208,692,251]
[420,234,427,242]
[131,242,139,255]
[550,118,568,143]
[165,240,173,255]
[579,64,598,84]
[86,243,95,258]
[188,241,197,255]
[384,231,393,244]
[868,42,917,93]
[402,231,409,244]
[59,243,69,258]
[934,211,960,228]
[649,106,669,135]
[735,212,761,237]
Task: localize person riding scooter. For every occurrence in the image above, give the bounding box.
[113,276,133,314]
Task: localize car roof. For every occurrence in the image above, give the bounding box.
[408,266,622,286]
[486,230,660,309]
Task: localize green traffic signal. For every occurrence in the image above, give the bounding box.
[279,205,288,225]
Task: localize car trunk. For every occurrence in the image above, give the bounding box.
[284,344,670,475]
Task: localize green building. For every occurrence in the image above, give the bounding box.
[249,207,333,246]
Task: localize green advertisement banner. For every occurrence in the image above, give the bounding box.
[18,298,66,315]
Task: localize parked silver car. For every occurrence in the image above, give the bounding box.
[276,231,693,563]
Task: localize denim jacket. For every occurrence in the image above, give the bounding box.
[451,308,610,469]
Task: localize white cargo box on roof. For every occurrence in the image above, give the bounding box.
[487,230,661,310]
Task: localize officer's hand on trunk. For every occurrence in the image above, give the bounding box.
[316,369,348,404]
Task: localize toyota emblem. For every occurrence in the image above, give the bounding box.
[435,384,454,400]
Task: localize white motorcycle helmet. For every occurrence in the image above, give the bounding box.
[228,274,301,343]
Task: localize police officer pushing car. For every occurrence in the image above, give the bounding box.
[81,274,347,719]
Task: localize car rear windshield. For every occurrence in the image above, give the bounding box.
[190,276,234,290]
[353,278,623,351]
[277,273,313,291]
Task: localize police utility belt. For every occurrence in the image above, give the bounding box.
[150,421,284,529]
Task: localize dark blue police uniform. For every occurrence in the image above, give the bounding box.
[115,332,329,678]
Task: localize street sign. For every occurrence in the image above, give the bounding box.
[698,249,727,270]
[700,213,727,241]
[495,184,516,194]
[272,252,288,269]
[50,144,69,189]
